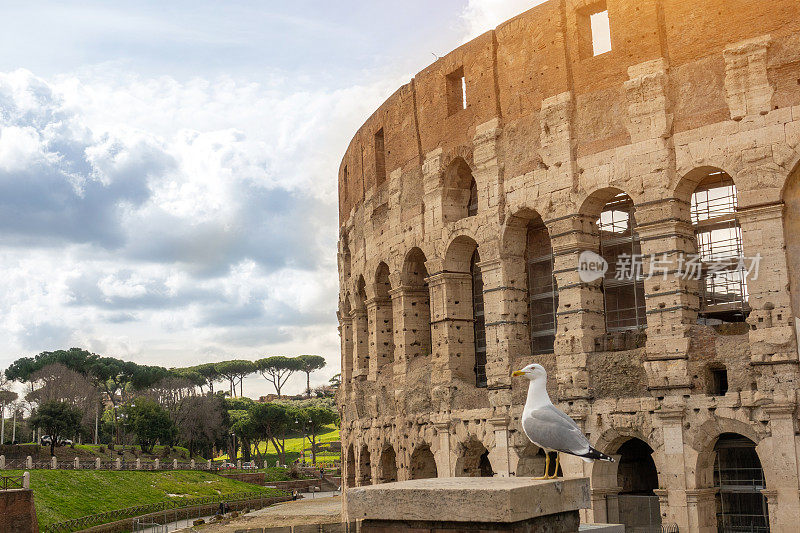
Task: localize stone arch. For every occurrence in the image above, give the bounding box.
[589,430,662,529]
[454,436,494,477]
[503,208,558,356]
[346,443,356,488]
[400,247,432,361]
[410,444,438,479]
[358,445,372,486]
[691,417,766,490]
[711,433,770,532]
[674,165,741,204]
[378,444,398,483]
[441,157,478,223]
[580,188,648,332]
[443,234,479,273]
[682,167,749,323]
[783,161,800,323]
[373,262,395,368]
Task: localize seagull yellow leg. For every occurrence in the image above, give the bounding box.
[549,453,560,479]
[535,452,550,480]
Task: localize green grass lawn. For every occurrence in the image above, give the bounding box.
[4,469,285,528]
[219,424,341,465]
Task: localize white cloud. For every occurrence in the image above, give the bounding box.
[460,0,547,41]
[0,67,400,394]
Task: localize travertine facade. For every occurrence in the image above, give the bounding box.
[337,1,800,531]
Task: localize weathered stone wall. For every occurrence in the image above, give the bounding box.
[0,489,39,533]
[337,1,800,532]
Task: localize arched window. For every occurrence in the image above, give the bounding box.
[714,434,768,531]
[468,179,478,217]
[374,263,395,367]
[598,193,647,331]
[691,171,748,323]
[442,158,476,223]
[403,248,432,359]
[527,218,557,354]
[471,250,487,388]
[616,438,661,531]
[410,445,438,479]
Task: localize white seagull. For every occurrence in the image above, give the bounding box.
[513,363,613,478]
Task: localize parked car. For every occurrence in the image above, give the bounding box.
[242,461,257,470]
[220,462,237,470]
[40,435,73,447]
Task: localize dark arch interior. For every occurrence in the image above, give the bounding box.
[714,433,768,532]
[410,445,438,480]
[617,438,658,495]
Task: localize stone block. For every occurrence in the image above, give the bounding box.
[346,477,590,524]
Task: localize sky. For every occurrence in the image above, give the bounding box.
[0,0,542,397]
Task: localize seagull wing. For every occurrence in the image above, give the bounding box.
[522,405,591,457]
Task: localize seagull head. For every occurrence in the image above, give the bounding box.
[512,363,546,381]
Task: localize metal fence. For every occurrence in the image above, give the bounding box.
[42,491,288,533]
[618,494,663,533]
[0,474,24,490]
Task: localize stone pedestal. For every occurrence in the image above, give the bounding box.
[346,477,590,532]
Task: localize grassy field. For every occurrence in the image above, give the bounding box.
[220,424,341,465]
[4,469,285,528]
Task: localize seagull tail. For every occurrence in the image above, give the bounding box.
[581,447,614,462]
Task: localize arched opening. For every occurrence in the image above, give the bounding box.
[346,444,356,488]
[354,277,369,375]
[527,216,557,354]
[358,446,372,486]
[341,296,353,385]
[690,171,749,323]
[714,433,768,532]
[616,438,661,531]
[471,249,487,388]
[783,164,800,326]
[410,445,438,479]
[402,248,432,360]
[597,193,647,332]
[442,157,477,223]
[455,439,494,478]
[374,263,395,367]
[378,446,398,483]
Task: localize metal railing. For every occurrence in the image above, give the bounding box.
[42,491,289,533]
[0,474,24,490]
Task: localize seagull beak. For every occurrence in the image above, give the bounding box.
[512,370,525,377]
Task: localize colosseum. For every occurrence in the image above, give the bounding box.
[336,1,800,531]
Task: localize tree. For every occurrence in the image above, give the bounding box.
[192,363,223,394]
[248,402,294,465]
[29,400,82,456]
[175,394,228,458]
[256,356,302,398]
[329,373,341,389]
[0,389,18,445]
[301,405,339,464]
[121,398,176,454]
[215,360,257,397]
[296,355,327,397]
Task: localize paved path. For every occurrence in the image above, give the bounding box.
[176,494,342,532]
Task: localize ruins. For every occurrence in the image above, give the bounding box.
[336,1,800,531]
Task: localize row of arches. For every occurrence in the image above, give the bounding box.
[344,430,768,532]
[341,167,753,387]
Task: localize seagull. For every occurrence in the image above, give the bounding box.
[513,363,613,479]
